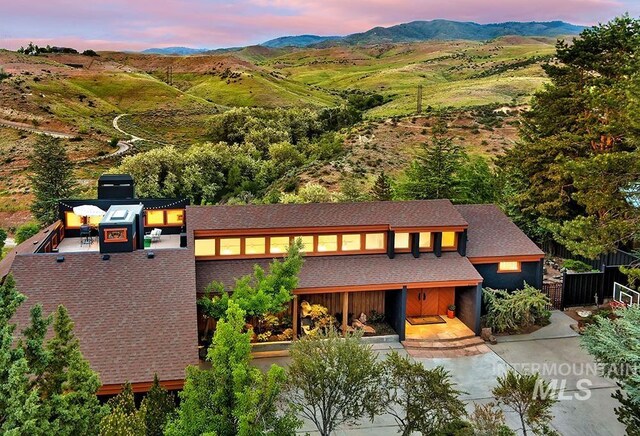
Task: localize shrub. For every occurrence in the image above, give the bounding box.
[562,259,595,273]
[14,222,40,244]
[483,284,551,333]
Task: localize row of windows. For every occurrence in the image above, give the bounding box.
[195,230,459,258]
[195,233,387,257]
[65,209,185,228]
[145,209,184,226]
[394,231,457,251]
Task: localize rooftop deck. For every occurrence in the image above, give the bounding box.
[56,234,182,253]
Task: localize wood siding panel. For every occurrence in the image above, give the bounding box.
[406,289,423,317]
[423,289,440,315]
[349,291,385,317]
[437,287,455,314]
[297,291,385,318]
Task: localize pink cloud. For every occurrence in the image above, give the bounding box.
[0,0,636,51]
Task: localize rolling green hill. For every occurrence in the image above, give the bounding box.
[0,34,557,226]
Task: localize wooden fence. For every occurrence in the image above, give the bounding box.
[542,282,563,310]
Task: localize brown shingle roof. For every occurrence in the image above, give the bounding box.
[455,204,544,259]
[10,249,198,386]
[196,252,482,293]
[187,200,468,232]
[0,222,58,280]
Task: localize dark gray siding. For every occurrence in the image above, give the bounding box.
[473,261,543,291]
[455,285,482,334]
[385,287,407,341]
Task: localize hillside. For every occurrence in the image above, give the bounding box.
[0,35,556,227]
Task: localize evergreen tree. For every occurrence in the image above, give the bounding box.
[497,15,640,252]
[142,374,176,436]
[0,228,7,258]
[395,134,464,201]
[100,382,146,436]
[339,175,370,202]
[166,301,298,436]
[0,276,104,435]
[381,351,466,435]
[582,306,640,434]
[492,370,557,436]
[29,136,76,225]
[370,171,393,201]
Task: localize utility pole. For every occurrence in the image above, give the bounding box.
[165,66,173,85]
[417,84,423,114]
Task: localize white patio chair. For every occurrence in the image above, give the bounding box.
[150,228,162,242]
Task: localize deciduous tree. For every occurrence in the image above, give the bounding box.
[492,370,557,436]
[286,329,384,436]
[381,351,466,435]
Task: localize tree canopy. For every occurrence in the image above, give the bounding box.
[0,275,105,435]
[498,15,640,257]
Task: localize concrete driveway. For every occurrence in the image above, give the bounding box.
[252,311,626,435]
[489,311,625,436]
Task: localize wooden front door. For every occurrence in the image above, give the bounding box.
[406,287,455,316]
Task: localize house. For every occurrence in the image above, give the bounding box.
[0,175,544,395]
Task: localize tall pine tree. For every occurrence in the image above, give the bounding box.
[29,136,76,225]
[0,276,104,435]
[166,301,299,436]
[498,15,640,254]
[370,172,393,201]
[142,374,176,436]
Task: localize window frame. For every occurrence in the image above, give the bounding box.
[144,209,186,227]
[441,231,458,251]
[418,232,433,251]
[394,232,411,253]
[497,261,521,273]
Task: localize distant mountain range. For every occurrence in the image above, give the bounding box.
[336,20,585,45]
[141,46,209,55]
[141,19,585,54]
[261,34,342,48]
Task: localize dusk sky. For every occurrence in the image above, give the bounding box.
[1,0,638,51]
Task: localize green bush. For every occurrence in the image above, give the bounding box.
[483,284,551,333]
[14,222,40,244]
[563,259,595,273]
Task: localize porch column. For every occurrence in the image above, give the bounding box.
[342,291,349,336]
[292,295,298,340]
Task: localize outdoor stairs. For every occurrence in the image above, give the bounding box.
[401,334,491,358]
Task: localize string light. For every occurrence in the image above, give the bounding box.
[59,200,188,210]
